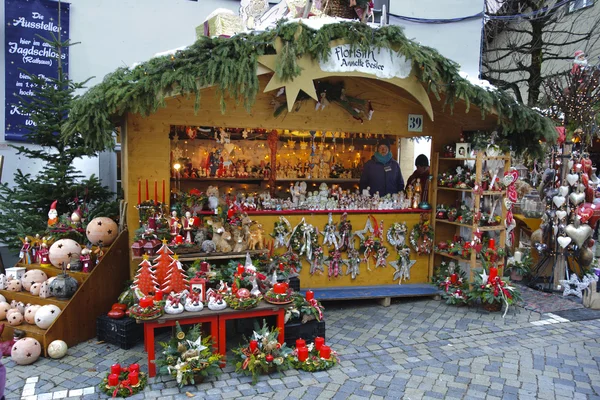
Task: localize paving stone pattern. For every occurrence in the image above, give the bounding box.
[5,298,600,399]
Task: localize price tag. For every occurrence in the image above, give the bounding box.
[408,114,423,132]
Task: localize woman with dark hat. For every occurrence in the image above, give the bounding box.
[359,138,404,196]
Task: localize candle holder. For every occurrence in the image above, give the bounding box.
[290,342,339,372]
[99,368,148,398]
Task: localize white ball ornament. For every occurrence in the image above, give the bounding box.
[49,239,82,268]
[8,311,23,326]
[0,294,5,303]
[47,340,68,359]
[0,302,10,319]
[35,304,61,329]
[86,217,119,246]
[21,269,48,291]
[11,337,42,365]
[24,305,41,324]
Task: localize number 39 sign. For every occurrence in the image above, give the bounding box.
[407,114,423,132]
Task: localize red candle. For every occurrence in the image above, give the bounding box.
[314,336,324,351]
[450,273,458,285]
[297,346,308,362]
[145,180,149,201]
[154,290,163,301]
[279,263,285,271]
[319,345,331,359]
[108,373,119,386]
[200,261,209,272]
[488,238,495,250]
[249,340,258,352]
[154,180,158,204]
[139,297,154,308]
[138,180,141,205]
[162,180,165,204]
[306,290,314,301]
[237,264,245,275]
[128,363,140,374]
[128,371,139,386]
[175,235,184,244]
[110,364,121,375]
[296,338,306,349]
[488,266,498,282]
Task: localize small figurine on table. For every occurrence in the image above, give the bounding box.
[80,247,93,273]
[182,211,195,244]
[47,200,58,227]
[19,237,32,264]
[169,210,181,238]
[38,240,51,267]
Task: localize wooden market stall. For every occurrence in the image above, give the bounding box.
[65,21,556,301]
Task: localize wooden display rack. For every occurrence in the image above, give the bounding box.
[0,231,130,355]
[430,152,510,279]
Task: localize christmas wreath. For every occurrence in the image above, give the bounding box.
[264,289,294,304]
[155,322,222,387]
[291,344,339,372]
[386,222,408,251]
[270,216,291,248]
[99,368,147,398]
[224,293,262,310]
[409,218,434,255]
[127,304,163,321]
[231,321,294,384]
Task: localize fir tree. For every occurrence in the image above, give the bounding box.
[0,4,115,250]
[153,239,175,286]
[162,255,189,294]
[132,255,159,296]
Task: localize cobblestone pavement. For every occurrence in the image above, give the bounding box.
[5,298,600,399]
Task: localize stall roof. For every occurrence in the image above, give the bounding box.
[63,20,556,156]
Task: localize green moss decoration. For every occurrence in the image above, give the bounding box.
[63,21,556,156]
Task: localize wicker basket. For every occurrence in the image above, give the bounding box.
[482,301,503,312]
[323,0,357,19]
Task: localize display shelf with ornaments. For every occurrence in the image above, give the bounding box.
[430,150,510,281]
[14,262,89,284]
[0,230,130,356]
[134,249,268,262]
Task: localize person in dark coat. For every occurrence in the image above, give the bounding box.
[359,139,404,196]
[406,154,430,193]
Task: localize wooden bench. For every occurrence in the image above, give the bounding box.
[301,284,439,306]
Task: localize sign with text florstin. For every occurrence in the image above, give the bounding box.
[319,44,412,80]
[4,0,70,142]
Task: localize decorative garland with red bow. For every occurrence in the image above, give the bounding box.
[325,249,343,278]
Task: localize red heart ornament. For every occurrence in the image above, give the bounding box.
[577,204,594,224]
[507,186,518,203]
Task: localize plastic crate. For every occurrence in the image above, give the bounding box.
[284,319,325,347]
[96,314,144,350]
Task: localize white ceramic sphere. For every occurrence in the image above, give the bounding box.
[21,269,48,291]
[86,217,119,246]
[47,340,68,359]
[11,337,42,365]
[0,302,10,320]
[24,305,41,324]
[7,312,23,326]
[49,239,82,268]
[35,304,61,329]
[0,294,5,303]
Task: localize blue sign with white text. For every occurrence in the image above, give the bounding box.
[4,0,70,142]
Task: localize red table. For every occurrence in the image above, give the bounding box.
[216,302,286,358]
[139,302,286,377]
[140,311,219,377]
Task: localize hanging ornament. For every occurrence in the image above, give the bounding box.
[288,218,317,262]
[310,246,325,275]
[271,216,292,248]
[375,246,389,268]
[242,129,249,139]
[359,237,375,271]
[409,215,434,255]
[322,213,339,249]
[300,140,308,151]
[344,248,361,280]
[390,247,416,285]
[309,130,316,157]
[354,216,374,241]
[337,213,353,252]
[387,222,408,253]
[287,140,296,150]
[325,249,343,279]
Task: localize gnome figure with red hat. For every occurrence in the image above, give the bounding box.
[47,200,58,227]
[572,50,588,74]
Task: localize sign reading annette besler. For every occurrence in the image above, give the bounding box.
[319,44,412,80]
[4,0,70,142]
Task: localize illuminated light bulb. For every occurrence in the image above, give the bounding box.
[173,163,182,171]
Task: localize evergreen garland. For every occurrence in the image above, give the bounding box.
[63,21,556,156]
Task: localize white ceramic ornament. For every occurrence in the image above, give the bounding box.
[552,196,566,208]
[568,160,574,170]
[24,305,41,324]
[7,309,21,320]
[21,269,48,291]
[208,297,227,311]
[558,186,569,196]
[164,298,184,314]
[557,236,572,248]
[6,279,22,292]
[8,311,23,326]
[556,210,567,220]
[30,283,41,296]
[569,192,585,205]
[0,274,6,290]
[566,174,579,186]
[49,239,82,268]
[565,224,593,247]
[11,337,42,365]
[47,340,68,359]
[0,294,4,303]
[0,302,10,319]
[10,300,25,313]
[86,217,119,246]
[39,281,51,299]
[184,297,204,312]
[35,304,61,329]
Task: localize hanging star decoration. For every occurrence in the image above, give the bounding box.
[300,141,308,150]
[343,248,361,280]
[480,269,489,286]
[390,247,415,285]
[559,273,590,298]
[354,217,374,241]
[172,146,183,160]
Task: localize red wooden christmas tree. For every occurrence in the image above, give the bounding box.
[154,239,175,286]
[161,254,189,294]
[132,255,159,296]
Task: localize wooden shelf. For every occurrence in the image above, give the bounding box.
[15,263,89,284]
[173,177,266,182]
[435,219,506,231]
[437,187,505,196]
[194,209,430,216]
[134,249,268,262]
[0,289,69,309]
[434,251,481,265]
[435,219,474,229]
[275,178,359,183]
[438,156,510,161]
[172,178,359,183]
